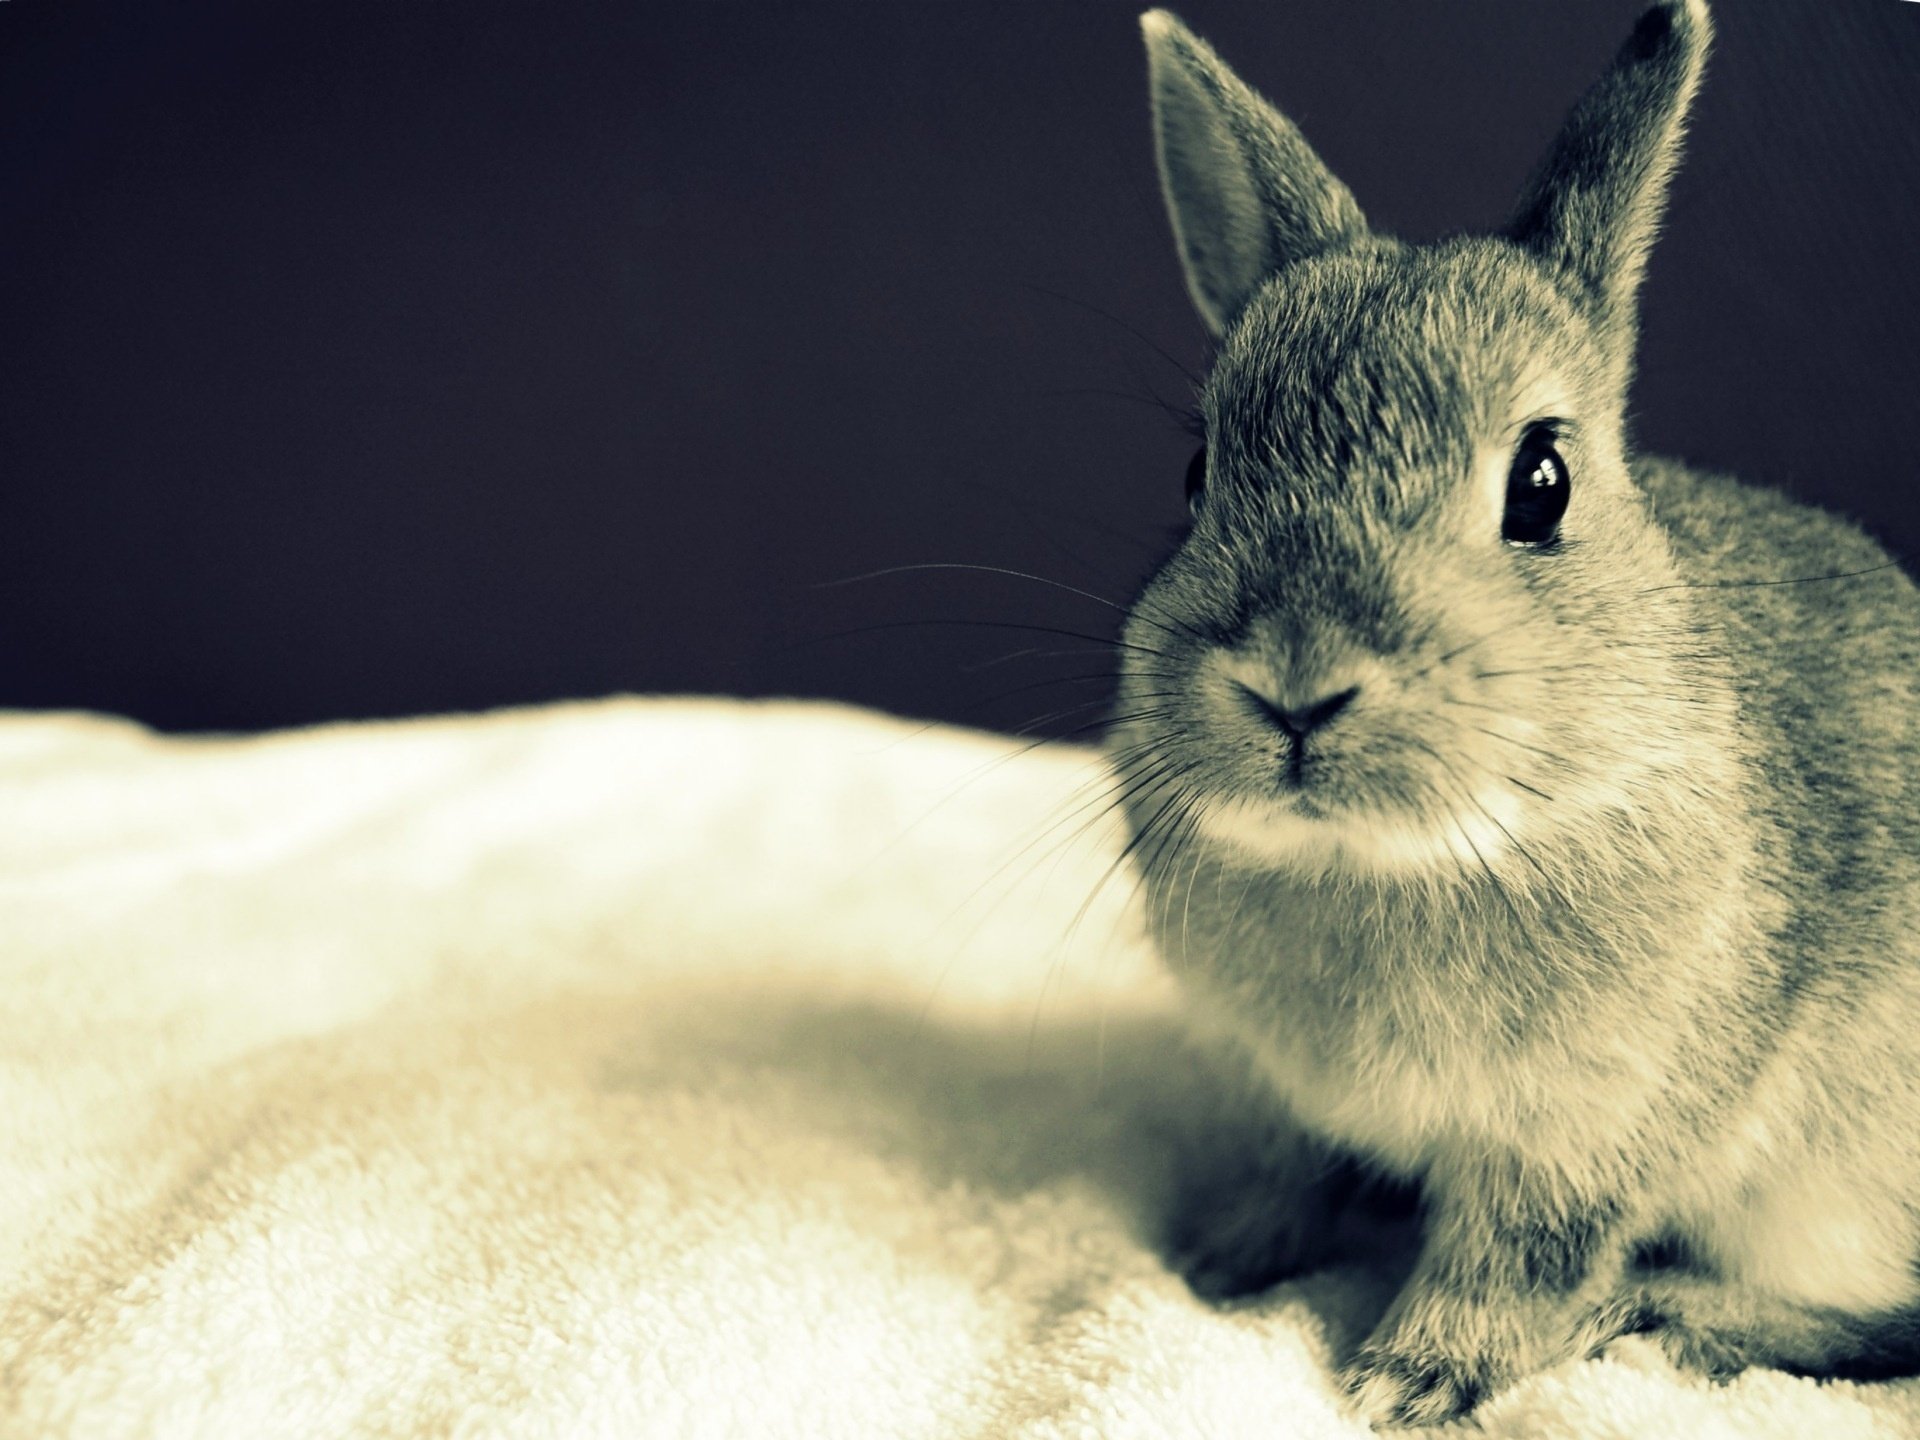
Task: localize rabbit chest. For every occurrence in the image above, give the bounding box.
[1159,858,1713,1178]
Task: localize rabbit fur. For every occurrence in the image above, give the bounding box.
[1113,0,1920,1426]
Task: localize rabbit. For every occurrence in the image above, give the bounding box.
[1110,0,1920,1426]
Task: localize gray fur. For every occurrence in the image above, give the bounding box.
[1143,9,1368,336]
[1509,1,1711,358]
[1116,3,1920,1426]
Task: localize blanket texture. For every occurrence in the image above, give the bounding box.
[1,697,1914,1439]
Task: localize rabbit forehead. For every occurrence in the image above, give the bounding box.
[1203,243,1596,503]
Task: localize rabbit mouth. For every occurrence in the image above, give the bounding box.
[1286,792,1335,822]
[1276,738,1346,806]
[1192,782,1520,878]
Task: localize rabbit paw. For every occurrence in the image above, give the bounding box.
[1340,1343,1487,1429]
[1644,1317,1753,1382]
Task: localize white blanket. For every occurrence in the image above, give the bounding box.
[1,697,1913,1439]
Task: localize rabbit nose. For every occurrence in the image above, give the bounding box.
[1240,683,1360,739]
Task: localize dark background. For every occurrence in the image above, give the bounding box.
[2,1,1915,735]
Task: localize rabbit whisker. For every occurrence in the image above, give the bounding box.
[1020,280,1206,390]
[1449,716,1570,768]
[813,561,1205,647]
[1638,559,1905,594]
[802,616,1176,663]
[910,746,1186,1041]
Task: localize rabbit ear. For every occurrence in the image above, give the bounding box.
[1508,0,1712,338]
[1142,10,1368,337]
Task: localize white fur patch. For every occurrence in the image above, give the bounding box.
[1717,1170,1920,1315]
[1194,787,1520,878]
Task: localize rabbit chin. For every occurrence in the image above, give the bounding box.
[1192,789,1519,878]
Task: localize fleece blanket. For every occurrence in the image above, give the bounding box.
[1,696,1914,1440]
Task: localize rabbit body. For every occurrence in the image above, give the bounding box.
[1116,2,1920,1424]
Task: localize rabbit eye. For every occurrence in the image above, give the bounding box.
[1184,445,1208,510]
[1502,424,1570,546]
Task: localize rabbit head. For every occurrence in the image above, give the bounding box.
[1115,2,1736,880]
